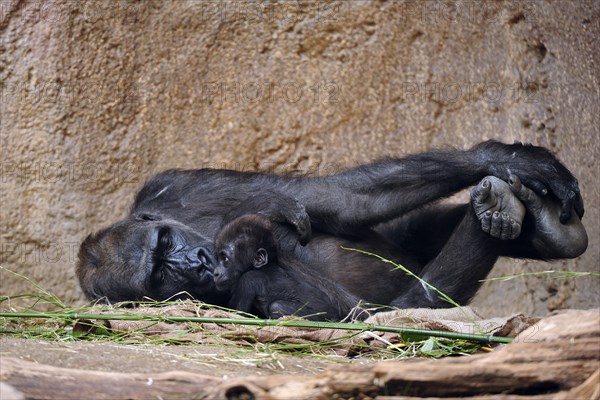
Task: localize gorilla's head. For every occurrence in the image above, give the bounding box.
[76,215,221,304]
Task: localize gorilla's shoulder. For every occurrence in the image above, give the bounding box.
[131,168,247,212]
[147,168,217,182]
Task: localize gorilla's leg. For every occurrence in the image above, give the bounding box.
[388,174,588,308]
[389,204,499,308]
[376,204,469,267]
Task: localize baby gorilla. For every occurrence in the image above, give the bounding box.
[213,214,361,321]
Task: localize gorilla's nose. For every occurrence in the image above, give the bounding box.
[188,247,215,272]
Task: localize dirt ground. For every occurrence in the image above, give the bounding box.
[0,337,372,378]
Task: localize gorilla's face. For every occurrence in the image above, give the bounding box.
[77,215,221,304]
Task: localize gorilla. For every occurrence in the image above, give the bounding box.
[76,140,588,315]
[213,214,360,320]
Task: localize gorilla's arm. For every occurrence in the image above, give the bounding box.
[291,141,583,235]
[133,141,583,237]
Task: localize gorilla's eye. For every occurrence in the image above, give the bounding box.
[137,213,161,221]
[219,251,229,265]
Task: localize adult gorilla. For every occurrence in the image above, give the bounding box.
[76,140,587,311]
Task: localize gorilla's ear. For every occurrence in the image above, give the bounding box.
[253,248,268,268]
[135,213,162,221]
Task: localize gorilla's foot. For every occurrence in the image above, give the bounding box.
[508,175,588,258]
[471,176,525,240]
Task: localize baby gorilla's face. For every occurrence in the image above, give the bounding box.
[213,214,277,293]
[213,243,244,292]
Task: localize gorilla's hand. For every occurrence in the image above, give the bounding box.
[472,140,584,224]
[223,191,312,245]
[279,198,312,245]
[508,174,588,258]
[258,193,312,246]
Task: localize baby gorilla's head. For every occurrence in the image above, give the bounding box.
[213,214,278,291]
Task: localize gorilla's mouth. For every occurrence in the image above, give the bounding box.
[197,265,213,282]
[214,277,232,293]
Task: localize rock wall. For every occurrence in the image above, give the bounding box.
[1,0,598,315]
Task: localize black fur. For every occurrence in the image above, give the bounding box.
[77,140,586,315]
[213,214,360,321]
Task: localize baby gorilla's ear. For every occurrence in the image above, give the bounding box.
[253,248,268,268]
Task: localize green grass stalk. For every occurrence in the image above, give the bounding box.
[341,246,462,308]
[0,311,512,344]
[482,270,600,282]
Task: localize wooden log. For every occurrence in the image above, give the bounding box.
[0,358,220,400]
[206,310,600,399]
